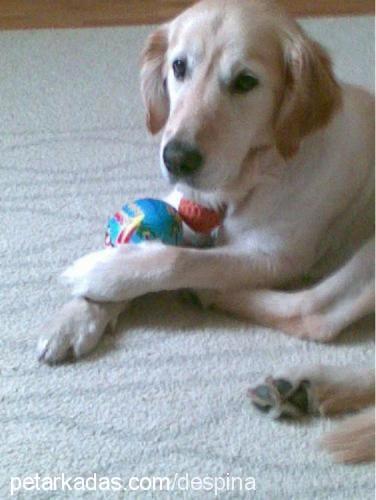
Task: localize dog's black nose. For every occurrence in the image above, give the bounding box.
[163,140,203,177]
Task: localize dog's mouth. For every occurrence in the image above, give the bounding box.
[166,171,197,188]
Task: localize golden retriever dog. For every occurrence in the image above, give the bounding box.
[38,0,375,462]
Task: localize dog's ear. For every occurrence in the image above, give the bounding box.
[140,26,169,134]
[274,33,342,158]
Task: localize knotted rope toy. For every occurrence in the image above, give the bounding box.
[105,197,223,247]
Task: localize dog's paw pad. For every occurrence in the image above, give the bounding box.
[248,377,311,419]
[247,384,274,412]
[287,380,310,413]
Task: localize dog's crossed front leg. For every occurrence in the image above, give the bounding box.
[61,241,292,302]
[38,242,296,363]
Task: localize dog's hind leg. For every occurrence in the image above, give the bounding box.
[249,365,375,463]
[201,238,374,342]
[321,407,375,464]
[249,365,375,417]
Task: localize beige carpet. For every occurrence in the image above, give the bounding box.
[1,16,374,499]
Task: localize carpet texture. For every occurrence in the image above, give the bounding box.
[1,16,374,499]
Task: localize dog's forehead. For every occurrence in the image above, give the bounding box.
[169,10,223,55]
[169,4,281,65]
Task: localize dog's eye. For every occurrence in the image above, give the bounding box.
[232,73,259,93]
[172,59,186,80]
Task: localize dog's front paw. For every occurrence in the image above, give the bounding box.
[37,298,110,364]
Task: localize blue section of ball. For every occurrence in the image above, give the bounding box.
[105,198,183,247]
[106,217,122,246]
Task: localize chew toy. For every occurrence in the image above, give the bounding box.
[105,198,183,247]
[105,197,223,248]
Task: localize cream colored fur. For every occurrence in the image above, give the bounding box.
[37,0,375,463]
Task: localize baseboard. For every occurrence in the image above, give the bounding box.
[0,0,374,30]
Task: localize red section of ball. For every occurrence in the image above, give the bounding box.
[178,198,222,234]
[114,211,124,224]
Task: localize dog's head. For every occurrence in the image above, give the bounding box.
[140,0,341,200]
